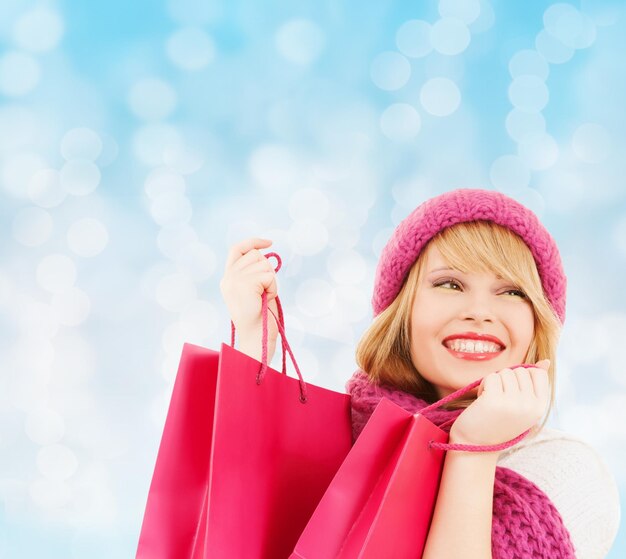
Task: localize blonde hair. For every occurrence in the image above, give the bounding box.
[356,220,562,427]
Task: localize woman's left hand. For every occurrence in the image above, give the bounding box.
[448,359,551,449]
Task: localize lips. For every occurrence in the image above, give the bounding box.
[442,332,506,362]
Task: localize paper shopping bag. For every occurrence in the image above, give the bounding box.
[136,341,353,559]
[291,397,448,559]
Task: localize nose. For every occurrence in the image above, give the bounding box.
[460,293,496,323]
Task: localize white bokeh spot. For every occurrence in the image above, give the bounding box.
[572,123,611,163]
[166,27,215,71]
[395,20,432,58]
[505,109,546,143]
[370,51,411,91]
[0,51,41,96]
[12,207,54,247]
[490,154,531,191]
[128,78,177,121]
[14,7,64,52]
[28,168,67,208]
[508,75,549,112]
[67,218,109,257]
[275,19,325,65]
[60,159,101,196]
[295,278,336,317]
[420,77,461,116]
[61,128,103,161]
[380,103,421,141]
[430,18,471,56]
[36,254,77,294]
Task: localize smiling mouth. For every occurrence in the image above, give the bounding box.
[442,339,504,361]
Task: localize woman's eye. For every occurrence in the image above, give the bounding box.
[434,279,462,290]
[505,289,527,298]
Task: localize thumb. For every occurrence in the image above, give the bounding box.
[535,358,551,371]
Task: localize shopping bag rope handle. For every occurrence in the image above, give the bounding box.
[422,363,536,452]
[230,252,309,403]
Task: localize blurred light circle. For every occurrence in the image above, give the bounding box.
[288,187,330,221]
[155,272,198,312]
[166,0,222,25]
[335,284,370,322]
[470,0,495,33]
[420,77,461,116]
[430,18,471,55]
[380,103,421,141]
[25,408,65,445]
[0,105,37,150]
[128,78,177,121]
[544,3,596,49]
[2,152,46,199]
[14,7,65,53]
[13,208,54,247]
[97,133,119,167]
[439,0,481,24]
[508,187,545,217]
[537,170,584,213]
[37,444,78,481]
[36,254,77,293]
[327,249,367,284]
[535,29,574,64]
[289,219,329,255]
[296,278,336,317]
[275,19,325,65]
[15,299,59,339]
[505,108,546,142]
[490,154,530,190]
[60,159,101,195]
[572,123,611,163]
[144,167,186,199]
[580,0,620,27]
[51,288,91,326]
[163,143,205,174]
[67,218,109,257]
[28,168,66,208]
[508,75,549,112]
[179,300,219,338]
[133,124,183,166]
[61,127,103,161]
[157,224,198,259]
[249,144,299,190]
[370,51,411,91]
[518,133,559,170]
[396,20,432,58]
[150,191,193,225]
[51,332,96,383]
[29,478,71,509]
[509,49,549,80]
[177,242,217,281]
[0,51,40,96]
[166,27,215,71]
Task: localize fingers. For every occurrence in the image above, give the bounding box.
[225,238,272,269]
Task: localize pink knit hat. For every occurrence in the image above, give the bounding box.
[372,188,567,323]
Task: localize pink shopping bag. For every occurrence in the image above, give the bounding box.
[137,254,353,558]
[292,369,534,559]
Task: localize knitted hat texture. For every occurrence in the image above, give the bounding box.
[372,188,567,323]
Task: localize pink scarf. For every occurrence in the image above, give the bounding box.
[346,370,577,559]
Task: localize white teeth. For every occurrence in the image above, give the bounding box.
[446,339,501,353]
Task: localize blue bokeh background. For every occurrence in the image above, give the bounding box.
[0,0,624,557]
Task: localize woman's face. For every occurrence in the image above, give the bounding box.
[410,244,535,398]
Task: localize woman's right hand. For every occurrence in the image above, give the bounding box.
[219,238,279,362]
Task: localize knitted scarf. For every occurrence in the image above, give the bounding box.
[346,370,577,559]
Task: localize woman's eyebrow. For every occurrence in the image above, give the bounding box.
[428,266,456,274]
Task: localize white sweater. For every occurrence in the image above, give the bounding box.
[497,428,621,559]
